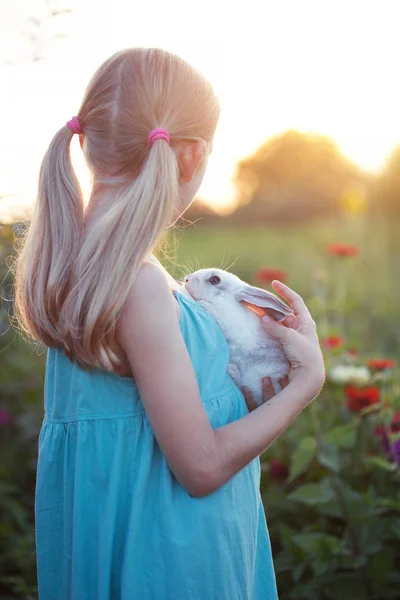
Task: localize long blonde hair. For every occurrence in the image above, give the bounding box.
[11,47,220,372]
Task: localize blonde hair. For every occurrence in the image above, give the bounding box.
[11,47,220,372]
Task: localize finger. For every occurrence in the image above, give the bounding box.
[279,375,290,388]
[260,314,296,342]
[242,386,258,412]
[279,314,297,328]
[259,313,296,329]
[261,377,275,403]
[270,280,313,324]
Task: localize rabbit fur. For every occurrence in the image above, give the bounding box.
[183,268,294,406]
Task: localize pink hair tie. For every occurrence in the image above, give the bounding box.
[148,128,170,148]
[66,116,82,135]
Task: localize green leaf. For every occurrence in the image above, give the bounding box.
[318,443,341,473]
[292,561,307,582]
[276,524,297,554]
[323,573,367,600]
[379,497,400,511]
[288,478,335,506]
[273,550,293,574]
[286,580,320,599]
[382,516,400,541]
[292,532,341,555]
[324,423,355,448]
[363,456,397,472]
[331,477,362,506]
[382,409,393,427]
[336,552,367,570]
[387,571,400,584]
[288,436,317,482]
[370,547,395,584]
[313,498,343,518]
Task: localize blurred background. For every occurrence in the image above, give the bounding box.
[1,1,399,598]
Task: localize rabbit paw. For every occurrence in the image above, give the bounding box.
[227,362,241,386]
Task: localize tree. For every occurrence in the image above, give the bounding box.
[369,146,400,217]
[232,130,370,224]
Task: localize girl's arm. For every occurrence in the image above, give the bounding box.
[117,262,324,498]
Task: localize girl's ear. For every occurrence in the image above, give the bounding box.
[234,285,293,322]
[176,139,207,183]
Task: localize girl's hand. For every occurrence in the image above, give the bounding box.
[260,280,325,395]
[242,375,289,412]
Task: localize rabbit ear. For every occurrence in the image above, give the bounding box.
[235,285,294,322]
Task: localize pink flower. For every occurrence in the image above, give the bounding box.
[269,459,289,482]
[0,409,12,426]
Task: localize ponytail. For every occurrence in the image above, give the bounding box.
[12,125,84,346]
[60,137,180,372]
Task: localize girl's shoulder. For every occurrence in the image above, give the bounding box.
[112,261,181,376]
[129,259,181,309]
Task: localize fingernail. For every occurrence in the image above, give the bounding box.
[262,315,271,324]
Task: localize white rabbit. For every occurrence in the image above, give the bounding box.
[183,268,294,406]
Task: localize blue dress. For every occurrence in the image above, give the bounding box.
[35,289,278,599]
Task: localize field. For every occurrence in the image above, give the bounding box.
[164,217,399,355]
[164,217,400,598]
[1,216,399,599]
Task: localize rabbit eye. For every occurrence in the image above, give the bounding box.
[208,275,221,285]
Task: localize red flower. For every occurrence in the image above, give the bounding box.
[269,458,289,482]
[391,412,400,433]
[346,348,359,356]
[322,335,343,349]
[327,243,359,257]
[255,268,288,285]
[0,409,12,426]
[367,359,396,371]
[345,385,380,412]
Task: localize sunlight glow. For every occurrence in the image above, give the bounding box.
[1,0,400,221]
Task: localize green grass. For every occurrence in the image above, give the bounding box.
[161,216,399,357]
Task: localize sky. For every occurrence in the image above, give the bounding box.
[1,0,400,222]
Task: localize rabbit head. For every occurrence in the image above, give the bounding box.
[184,268,293,322]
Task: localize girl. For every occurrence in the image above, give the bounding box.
[13,47,325,599]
